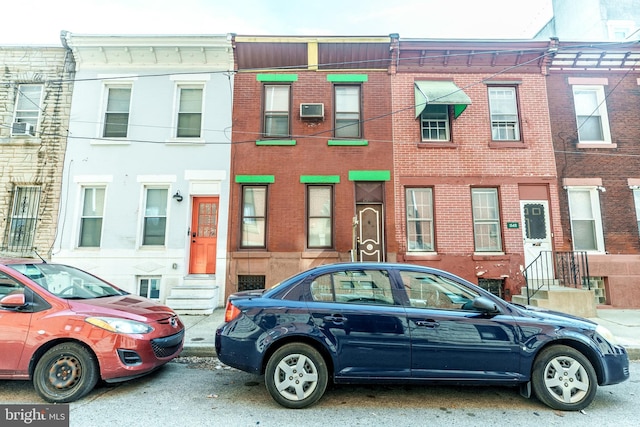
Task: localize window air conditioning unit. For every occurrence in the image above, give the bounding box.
[300,103,324,119]
[12,122,35,136]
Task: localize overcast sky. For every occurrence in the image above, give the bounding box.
[1,0,553,45]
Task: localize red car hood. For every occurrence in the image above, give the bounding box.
[67,295,177,322]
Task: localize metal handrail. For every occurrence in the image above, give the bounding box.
[522,251,589,304]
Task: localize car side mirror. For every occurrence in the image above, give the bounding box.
[472,296,500,314]
[0,292,26,308]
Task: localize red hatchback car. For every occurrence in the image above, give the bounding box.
[0,259,184,402]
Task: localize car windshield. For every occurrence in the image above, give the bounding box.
[8,263,127,300]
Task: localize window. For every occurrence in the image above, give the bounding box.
[634,189,640,237]
[567,187,604,252]
[334,85,361,138]
[307,186,333,248]
[177,86,203,138]
[406,188,434,251]
[79,187,105,247]
[142,188,168,245]
[13,84,43,133]
[263,85,290,138]
[5,186,41,253]
[399,270,478,310]
[488,87,519,141]
[139,277,161,299]
[572,85,611,143]
[310,269,395,305]
[241,186,267,248]
[103,86,131,138]
[472,188,502,252]
[420,105,449,141]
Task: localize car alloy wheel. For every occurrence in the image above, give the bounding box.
[265,343,328,409]
[531,345,597,411]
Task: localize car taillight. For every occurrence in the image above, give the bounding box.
[224,301,241,323]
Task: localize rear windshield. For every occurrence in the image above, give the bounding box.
[8,263,127,300]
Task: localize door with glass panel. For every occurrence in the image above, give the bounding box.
[520,200,553,280]
[189,197,218,274]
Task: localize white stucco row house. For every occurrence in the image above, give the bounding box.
[52,33,234,313]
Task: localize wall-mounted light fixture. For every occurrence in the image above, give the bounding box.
[173,191,183,202]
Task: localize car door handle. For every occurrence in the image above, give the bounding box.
[415,320,440,328]
[324,315,346,324]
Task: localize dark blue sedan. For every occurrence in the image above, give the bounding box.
[215,262,629,410]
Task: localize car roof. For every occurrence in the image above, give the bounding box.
[0,257,45,266]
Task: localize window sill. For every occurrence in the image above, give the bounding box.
[1,137,41,145]
[328,140,368,146]
[472,252,508,260]
[302,250,339,259]
[166,138,205,145]
[256,139,297,146]
[404,252,441,261]
[576,143,617,149]
[416,142,456,149]
[488,141,526,149]
[232,251,271,259]
[90,138,131,145]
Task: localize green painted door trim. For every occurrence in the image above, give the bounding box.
[327,139,368,146]
[235,175,275,184]
[256,139,297,146]
[327,74,368,82]
[348,170,391,181]
[300,175,341,184]
[256,74,298,82]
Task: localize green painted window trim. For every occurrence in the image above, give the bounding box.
[300,175,341,184]
[256,74,298,82]
[327,74,368,82]
[348,170,390,181]
[327,139,368,146]
[235,175,275,184]
[256,139,297,146]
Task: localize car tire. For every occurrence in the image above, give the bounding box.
[265,343,328,409]
[33,342,99,403]
[531,345,597,411]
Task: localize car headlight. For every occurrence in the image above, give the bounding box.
[86,317,154,334]
[595,324,618,345]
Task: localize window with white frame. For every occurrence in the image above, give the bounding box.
[572,85,611,143]
[420,105,450,141]
[488,87,520,141]
[334,85,361,138]
[307,185,333,249]
[12,84,43,135]
[139,276,160,299]
[176,86,203,138]
[5,186,41,253]
[472,188,502,252]
[406,188,434,251]
[263,85,290,138]
[567,187,604,252]
[241,185,267,248]
[142,188,168,245]
[103,86,131,138]
[634,189,640,237]
[79,187,105,247]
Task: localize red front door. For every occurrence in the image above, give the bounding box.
[189,197,218,274]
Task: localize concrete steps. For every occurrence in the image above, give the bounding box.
[512,285,597,318]
[166,275,220,315]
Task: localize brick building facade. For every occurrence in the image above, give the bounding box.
[0,46,74,259]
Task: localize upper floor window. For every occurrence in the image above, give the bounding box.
[307,185,333,249]
[79,187,105,247]
[103,86,131,138]
[488,87,520,141]
[241,185,267,248]
[471,188,502,252]
[572,85,611,144]
[334,85,361,138]
[263,85,290,138]
[406,188,434,251]
[142,188,168,246]
[567,187,604,252]
[420,105,450,141]
[176,86,203,138]
[12,84,43,136]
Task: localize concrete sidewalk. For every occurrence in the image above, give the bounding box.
[179,308,640,360]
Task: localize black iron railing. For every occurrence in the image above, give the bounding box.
[522,251,589,304]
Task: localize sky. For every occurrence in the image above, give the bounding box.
[1,0,554,46]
